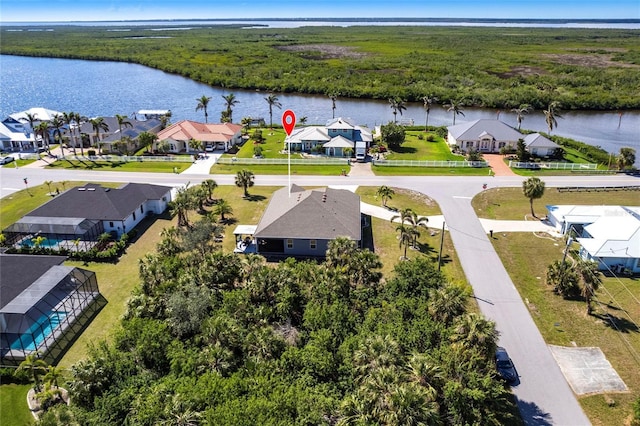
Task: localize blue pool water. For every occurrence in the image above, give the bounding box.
[22,238,62,248]
[10,311,68,351]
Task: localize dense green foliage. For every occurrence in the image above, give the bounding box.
[2,25,639,109]
[49,222,518,424]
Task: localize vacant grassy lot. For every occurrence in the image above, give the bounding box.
[492,233,639,425]
[473,187,639,424]
[45,158,193,173]
[472,187,640,220]
[384,131,463,161]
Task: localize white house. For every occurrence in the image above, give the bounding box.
[0,118,37,152]
[447,119,522,153]
[523,133,560,157]
[284,117,372,157]
[546,205,640,273]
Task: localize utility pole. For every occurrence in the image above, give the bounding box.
[437,221,445,271]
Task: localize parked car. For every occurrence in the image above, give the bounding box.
[0,156,15,165]
[495,347,518,384]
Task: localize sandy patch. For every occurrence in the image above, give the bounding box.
[276,44,368,60]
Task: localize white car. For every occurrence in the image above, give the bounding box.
[0,156,15,165]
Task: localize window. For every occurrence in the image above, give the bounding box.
[140,205,144,213]
[133,212,136,220]
[310,240,317,250]
[109,222,114,227]
[465,141,473,149]
[286,239,293,249]
[499,142,506,148]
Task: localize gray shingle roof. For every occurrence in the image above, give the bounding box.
[523,133,560,149]
[448,119,522,141]
[254,186,361,241]
[26,183,171,222]
[0,254,66,310]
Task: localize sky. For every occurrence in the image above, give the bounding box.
[1,0,639,22]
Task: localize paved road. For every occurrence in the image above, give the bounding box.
[2,166,638,425]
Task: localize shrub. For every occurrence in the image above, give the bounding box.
[87,150,96,156]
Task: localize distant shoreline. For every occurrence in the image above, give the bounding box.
[2,17,640,25]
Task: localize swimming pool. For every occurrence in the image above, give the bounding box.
[22,238,62,248]
[10,311,68,351]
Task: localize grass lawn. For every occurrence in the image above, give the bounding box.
[472,187,640,220]
[0,384,34,426]
[210,163,350,175]
[373,165,490,176]
[45,158,193,173]
[356,186,442,217]
[383,131,463,161]
[491,233,639,425]
[235,128,289,159]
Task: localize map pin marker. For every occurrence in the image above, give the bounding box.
[282,109,296,136]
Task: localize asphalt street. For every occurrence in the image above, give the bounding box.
[2,166,638,425]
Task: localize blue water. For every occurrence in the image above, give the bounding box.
[0,54,638,159]
[22,238,62,248]
[10,311,68,351]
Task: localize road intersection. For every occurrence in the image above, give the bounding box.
[2,165,638,425]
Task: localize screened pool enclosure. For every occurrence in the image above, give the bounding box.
[1,255,105,366]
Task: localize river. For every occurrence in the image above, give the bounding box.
[0,54,638,158]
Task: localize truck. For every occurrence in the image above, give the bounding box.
[355,141,367,162]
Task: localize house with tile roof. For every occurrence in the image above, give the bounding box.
[3,183,172,251]
[546,204,640,273]
[252,185,362,259]
[284,117,373,157]
[447,119,522,153]
[0,254,105,366]
[155,120,243,153]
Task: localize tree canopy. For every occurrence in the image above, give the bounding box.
[53,222,518,424]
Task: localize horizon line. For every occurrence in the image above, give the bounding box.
[2,17,640,24]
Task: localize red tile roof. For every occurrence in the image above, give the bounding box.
[157,120,242,142]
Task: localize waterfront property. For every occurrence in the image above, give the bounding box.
[2,183,173,251]
[0,107,64,152]
[523,133,560,157]
[69,116,162,152]
[155,120,243,152]
[447,119,523,154]
[546,205,640,273]
[245,185,362,259]
[284,117,373,157]
[0,254,105,366]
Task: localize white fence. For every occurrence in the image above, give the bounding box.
[61,155,195,163]
[508,161,598,170]
[217,157,349,165]
[373,159,488,168]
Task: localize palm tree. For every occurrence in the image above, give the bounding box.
[445,100,465,125]
[329,92,339,118]
[450,313,498,356]
[44,180,53,194]
[326,237,358,269]
[24,112,39,148]
[546,260,580,297]
[388,98,406,123]
[170,185,195,227]
[189,138,203,155]
[138,131,158,153]
[264,93,282,129]
[617,147,636,170]
[396,223,413,260]
[391,208,428,248]
[17,353,48,392]
[522,176,545,218]
[299,116,308,125]
[50,114,65,156]
[375,185,395,208]
[73,112,86,156]
[428,284,469,325]
[43,365,64,389]
[35,122,51,152]
[115,114,133,151]
[235,169,255,197]
[353,335,401,378]
[62,112,77,154]
[214,199,233,222]
[89,117,109,151]
[201,179,218,202]
[511,104,532,130]
[543,101,562,133]
[196,95,212,123]
[422,95,438,131]
[577,260,602,315]
[222,93,239,123]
